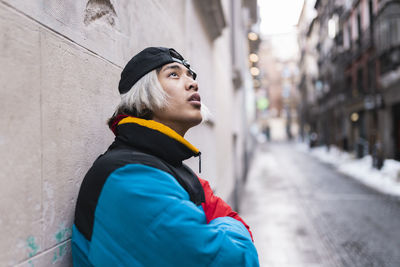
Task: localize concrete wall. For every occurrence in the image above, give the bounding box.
[0,0,256,265]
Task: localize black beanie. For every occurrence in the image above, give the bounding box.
[118,47,197,94]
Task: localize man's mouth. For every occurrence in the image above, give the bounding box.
[188,93,201,108]
[188,93,201,102]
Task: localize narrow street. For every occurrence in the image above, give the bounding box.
[240,142,400,267]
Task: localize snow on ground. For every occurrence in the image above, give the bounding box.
[296,143,400,197]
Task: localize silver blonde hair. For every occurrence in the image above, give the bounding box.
[118,69,167,115]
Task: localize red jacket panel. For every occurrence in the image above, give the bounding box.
[198,178,254,241]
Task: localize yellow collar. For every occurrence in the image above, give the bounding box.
[118,117,200,154]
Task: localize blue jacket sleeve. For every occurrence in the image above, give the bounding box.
[87,164,259,267]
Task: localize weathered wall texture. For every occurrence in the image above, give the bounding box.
[0,0,256,265]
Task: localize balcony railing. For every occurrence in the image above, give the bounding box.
[374,2,400,55]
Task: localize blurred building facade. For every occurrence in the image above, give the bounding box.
[298,0,319,143]
[256,37,300,141]
[298,0,400,163]
[0,0,258,265]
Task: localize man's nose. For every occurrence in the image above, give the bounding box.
[187,78,198,91]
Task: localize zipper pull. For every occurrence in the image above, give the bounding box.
[198,152,202,173]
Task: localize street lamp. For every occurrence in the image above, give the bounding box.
[350,112,359,122]
[249,53,259,63]
[248,32,258,41]
[250,67,260,76]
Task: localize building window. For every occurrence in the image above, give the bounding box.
[357,68,364,95]
[357,11,362,47]
[367,60,375,93]
[346,75,352,96]
[376,3,400,56]
[369,0,374,27]
[329,14,339,39]
[390,18,400,47]
[348,25,352,49]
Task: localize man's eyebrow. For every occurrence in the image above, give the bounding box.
[162,64,194,78]
[162,64,182,72]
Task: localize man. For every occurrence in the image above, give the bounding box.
[72,47,259,266]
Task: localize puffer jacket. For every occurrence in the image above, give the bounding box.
[72,116,259,266]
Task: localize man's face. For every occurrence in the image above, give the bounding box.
[153,62,202,136]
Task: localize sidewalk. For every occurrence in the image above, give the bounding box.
[240,141,400,266]
[296,143,400,197]
[240,143,338,267]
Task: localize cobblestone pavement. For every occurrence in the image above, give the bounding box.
[240,142,400,267]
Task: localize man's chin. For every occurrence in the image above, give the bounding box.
[188,115,203,128]
[193,116,203,126]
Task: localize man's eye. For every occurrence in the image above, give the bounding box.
[169,72,178,77]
